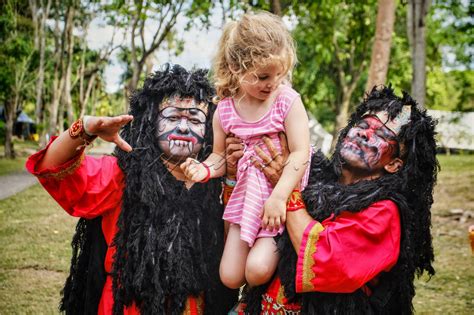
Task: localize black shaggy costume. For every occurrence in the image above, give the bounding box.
[244,86,438,314]
[60,64,237,314]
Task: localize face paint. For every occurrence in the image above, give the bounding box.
[340,116,399,172]
[156,97,208,163]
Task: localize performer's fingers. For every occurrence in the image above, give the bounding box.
[262,136,280,161]
[281,213,287,225]
[254,145,272,165]
[225,134,242,146]
[114,135,132,152]
[250,157,265,171]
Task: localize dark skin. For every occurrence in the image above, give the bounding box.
[226,120,403,252]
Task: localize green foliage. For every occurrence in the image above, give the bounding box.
[290,0,377,130]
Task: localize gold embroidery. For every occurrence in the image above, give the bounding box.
[36,153,85,180]
[302,223,325,292]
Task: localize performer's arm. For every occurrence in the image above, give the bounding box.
[37,115,133,170]
[253,138,401,294]
[26,115,133,218]
[292,199,401,294]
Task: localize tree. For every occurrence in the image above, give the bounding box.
[366,0,396,90]
[407,0,431,109]
[0,0,35,158]
[29,0,51,128]
[291,1,377,150]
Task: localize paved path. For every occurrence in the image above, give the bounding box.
[0,141,116,200]
[0,171,38,200]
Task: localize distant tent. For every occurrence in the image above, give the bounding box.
[0,107,36,139]
[428,109,474,152]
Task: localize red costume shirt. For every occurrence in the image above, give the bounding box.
[26,138,204,315]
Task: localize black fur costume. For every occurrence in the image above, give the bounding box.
[244,86,438,314]
[60,64,237,314]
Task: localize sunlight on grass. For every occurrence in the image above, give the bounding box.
[0,154,472,313]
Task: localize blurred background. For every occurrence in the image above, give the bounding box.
[0,0,472,313]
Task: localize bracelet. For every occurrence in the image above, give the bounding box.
[69,117,97,148]
[287,189,305,212]
[200,162,211,183]
[224,177,237,187]
[82,115,96,137]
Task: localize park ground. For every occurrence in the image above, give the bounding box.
[0,140,473,314]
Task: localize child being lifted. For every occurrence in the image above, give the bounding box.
[181,11,311,289]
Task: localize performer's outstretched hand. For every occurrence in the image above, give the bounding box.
[84,115,134,152]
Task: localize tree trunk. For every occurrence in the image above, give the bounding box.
[366,0,396,92]
[63,3,75,126]
[3,100,16,159]
[407,0,430,109]
[48,1,67,138]
[270,0,282,16]
[331,90,353,151]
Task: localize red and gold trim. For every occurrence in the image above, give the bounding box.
[183,293,205,315]
[35,153,85,180]
[261,277,302,314]
[296,221,325,293]
[287,189,305,212]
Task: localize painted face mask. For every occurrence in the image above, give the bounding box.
[157,95,208,163]
[340,115,400,171]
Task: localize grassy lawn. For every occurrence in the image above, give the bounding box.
[0,154,472,314]
[0,139,39,176]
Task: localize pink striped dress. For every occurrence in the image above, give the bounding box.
[218,85,310,246]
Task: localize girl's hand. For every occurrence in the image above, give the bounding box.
[180,158,208,182]
[261,194,287,231]
[84,115,134,152]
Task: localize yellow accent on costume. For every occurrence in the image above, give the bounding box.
[302,222,325,292]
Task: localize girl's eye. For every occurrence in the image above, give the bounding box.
[258,76,268,80]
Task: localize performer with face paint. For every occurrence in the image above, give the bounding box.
[26,64,238,314]
[227,86,438,314]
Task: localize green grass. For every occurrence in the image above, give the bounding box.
[0,157,27,176]
[0,139,39,176]
[0,154,472,314]
[413,154,474,313]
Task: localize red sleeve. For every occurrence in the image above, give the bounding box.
[295,200,401,293]
[26,137,124,218]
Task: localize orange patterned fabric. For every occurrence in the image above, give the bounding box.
[286,189,305,212]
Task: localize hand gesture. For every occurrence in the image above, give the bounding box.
[84,115,134,152]
[225,133,244,180]
[261,194,286,231]
[251,132,289,187]
[180,158,209,182]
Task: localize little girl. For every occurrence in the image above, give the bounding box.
[181,12,310,289]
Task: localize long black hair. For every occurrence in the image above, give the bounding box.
[111,64,235,314]
[245,86,438,314]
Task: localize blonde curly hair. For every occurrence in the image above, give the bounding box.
[212,11,296,101]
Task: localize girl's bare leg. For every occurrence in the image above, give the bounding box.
[245,237,279,286]
[219,224,250,289]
